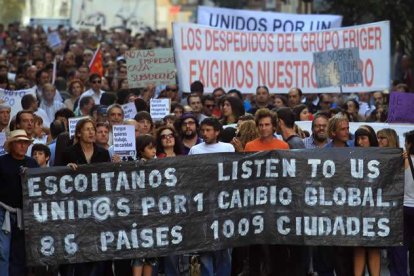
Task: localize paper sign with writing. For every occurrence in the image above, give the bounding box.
[113,125,136,159]
[313,48,363,88]
[68,116,89,138]
[126,48,176,88]
[388,92,414,123]
[122,102,138,120]
[0,88,36,119]
[150,98,170,121]
[0,132,6,156]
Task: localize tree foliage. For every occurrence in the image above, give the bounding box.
[319,0,414,56]
[0,0,26,24]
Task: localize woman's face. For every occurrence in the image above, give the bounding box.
[347,101,357,114]
[357,135,370,148]
[274,97,285,108]
[221,101,233,117]
[142,144,156,160]
[71,82,83,97]
[78,122,96,144]
[173,107,183,118]
[377,134,389,148]
[160,129,175,148]
[299,108,310,121]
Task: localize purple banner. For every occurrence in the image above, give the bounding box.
[388,92,414,123]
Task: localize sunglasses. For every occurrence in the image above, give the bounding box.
[161,133,174,140]
[92,80,101,84]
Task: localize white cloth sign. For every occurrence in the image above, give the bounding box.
[172,21,390,94]
[197,6,342,33]
[113,125,136,159]
[68,116,89,138]
[0,88,36,119]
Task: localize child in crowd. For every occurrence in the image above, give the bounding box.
[31,143,51,167]
[132,134,157,276]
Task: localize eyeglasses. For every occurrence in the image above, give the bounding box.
[92,80,101,84]
[183,121,196,126]
[161,133,174,140]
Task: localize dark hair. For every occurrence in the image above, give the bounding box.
[74,118,96,143]
[219,127,236,143]
[100,92,117,106]
[190,80,204,94]
[21,94,37,109]
[15,110,34,126]
[355,127,379,147]
[187,94,201,105]
[227,89,243,101]
[256,85,269,93]
[311,113,330,129]
[134,98,148,112]
[201,94,215,105]
[50,120,66,139]
[200,117,222,132]
[292,104,308,121]
[54,108,75,120]
[89,73,101,83]
[255,108,278,128]
[156,125,183,156]
[135,111,153,124]
[345,98,360,111]
[79,96,94,109]
[289,87,303,97]
[53,132,71,166]
[404,130,414,155]
[220,95,245,122]
[273,95,288,107]
[276,107,295,128]
[136,134,156,158]
[31,143,51,158]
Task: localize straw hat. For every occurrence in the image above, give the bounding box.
[4,130,33,153]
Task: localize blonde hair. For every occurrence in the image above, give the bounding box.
[377,128,399,148]
[327,115,349,139]
[237,120,259,148]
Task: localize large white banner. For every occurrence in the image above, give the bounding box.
[173,21,390,94]
[71,0,155,33]
[197,6,342,33]
[0,88,36,119]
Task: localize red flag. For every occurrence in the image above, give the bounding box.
[89,46,103,77]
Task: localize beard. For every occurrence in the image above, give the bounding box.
[313,132,327,142]
[183,131,197,139]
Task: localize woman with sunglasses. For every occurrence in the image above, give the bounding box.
[156,125,184,158]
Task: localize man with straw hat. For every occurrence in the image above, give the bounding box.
[0,129,38,275]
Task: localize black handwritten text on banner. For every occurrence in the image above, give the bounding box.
[23,148,403,266]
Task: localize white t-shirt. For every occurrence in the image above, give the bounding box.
[404,156,414,207]
[188,142,235,155]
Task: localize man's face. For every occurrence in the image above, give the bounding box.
[96,126,109,145]
[373,92,384,106]
[39,72,50,85]
[10,140,31,159]
[258,117,275,139]
[213,89,225,102]
[43,86,56,101]
[256,88,270,105]
[18,113,34,136]
[203,99,215,116]
[137,119,151,135]
[288,89,301,107]
[332,120,350,143]
[166,85,178,100]
[319,95,333,111]
[0,109,10,126]
[189,96,202,113]
[78,67,89,81]
[108,107,124,126]
[181,118,197,139]
[32,150,48,167]
[200,125,218,144]
[91,77,102,92]
[312,117,328,142]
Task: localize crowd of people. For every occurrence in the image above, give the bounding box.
[0,21,413,276]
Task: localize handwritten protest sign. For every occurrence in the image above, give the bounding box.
[388,92,414,123]
[197,5,342,32]
[0,88,36,119]
[113,125,136,159]
[313,47,363,88]
[173,21,390,93]
[0,132,6,155]
[125,48,176,88]
[150,98,170,121]
[68,116,89,138]
[23,148,403,266]
[122,102,137,120]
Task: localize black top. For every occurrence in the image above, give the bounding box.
[61,143,110,165]
[0,154,38,208]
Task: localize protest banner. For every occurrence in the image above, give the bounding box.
[68,116,89,138]
[0,132,6,156]
[197,6,342,33]
[122,102,138,120]
[23,148,403,266]
[113,125,136,159]
[295,121,414,148]
[172,21,390,93]
[388,92,414,124]
[313,47,362,88]
[150,98,170,121]
[0,88,36,119]
[125,48,176,88]
[47,31,61,49]
[71,0,155,33]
